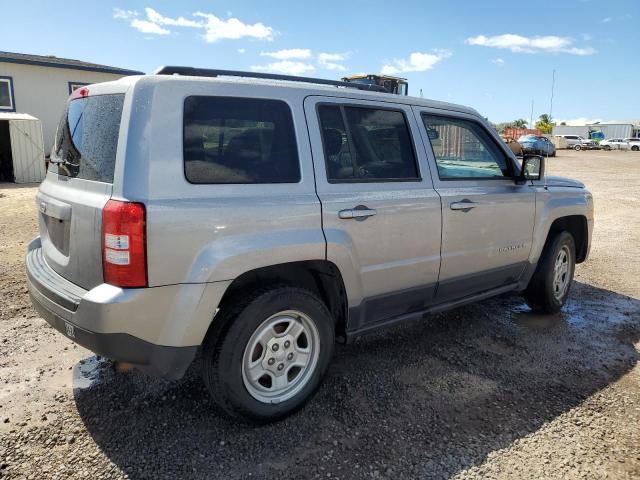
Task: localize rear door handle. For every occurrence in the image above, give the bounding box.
[338,206,377,220]
[450,200,478,212]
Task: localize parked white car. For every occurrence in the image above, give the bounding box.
[600,138,633,151]
[557,135,597,151]
[625,138,640,151]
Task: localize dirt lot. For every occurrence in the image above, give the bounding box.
[1,149,639,479]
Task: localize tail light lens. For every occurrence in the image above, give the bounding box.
[102,200,147,287]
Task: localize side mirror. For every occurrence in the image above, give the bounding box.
[516,154,544,184]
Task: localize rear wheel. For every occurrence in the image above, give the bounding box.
[202,286,334,423]
[524,231,576,314]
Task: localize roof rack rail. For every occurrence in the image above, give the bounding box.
[153,66,388,93]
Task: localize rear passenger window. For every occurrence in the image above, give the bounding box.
[183,97,300,184]
[422,115,510,179]
[318,105,419,182]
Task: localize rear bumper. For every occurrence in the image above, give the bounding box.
[30,295,197,379]
[26,237,230,379]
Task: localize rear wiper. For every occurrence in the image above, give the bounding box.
[49,155,78,176]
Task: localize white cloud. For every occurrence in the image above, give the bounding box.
[465,34,595,55]
[555,117,603,126]
[195,12,275,42]
[237,48,246,54]
[130,19,170,35]
[251,61,315,75]
[113,8,138,20]
[322,62,347,71]
[381,50,451,75]
[492,57,505,65]
[318,52,349,71]
[145,7,202,28]
[113,6,276,41]
[260,48,312,60]
[601,17,612,23]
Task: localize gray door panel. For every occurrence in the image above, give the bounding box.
[412,106,536,299]
[304,96,442,328]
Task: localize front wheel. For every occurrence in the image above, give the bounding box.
[202,286,335,423]
[604,145,612,151]
[632,145,639,152]
[524,231,576,313]
[574,144,582,151]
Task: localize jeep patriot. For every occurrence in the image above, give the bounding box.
[26,67,593,422]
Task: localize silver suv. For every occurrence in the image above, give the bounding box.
[27,67,593,422]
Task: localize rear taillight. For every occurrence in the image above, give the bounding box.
[102,200,147,288]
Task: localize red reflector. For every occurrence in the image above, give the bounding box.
[102,200,147,288]
[70,86,90,100]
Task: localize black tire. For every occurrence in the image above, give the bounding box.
[524,231,576,314]
[574,144,581,151]
[604,145,612,151]
[202,286,335,423]
[632,145,639,152]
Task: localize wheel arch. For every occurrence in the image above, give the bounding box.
[547,215,589,263]
[207,260,349,343]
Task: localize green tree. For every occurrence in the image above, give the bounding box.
[538,113,552,124]
[492,118,531,134]
[535,114,555,134]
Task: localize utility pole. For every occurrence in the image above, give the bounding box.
[530,99,534,129]
[549,69,556,120]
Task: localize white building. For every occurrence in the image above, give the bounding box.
[0,51,142,158]
[553,121,640,140]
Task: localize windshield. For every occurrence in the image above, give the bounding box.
[345,78,376,86]
[51,94,125,183]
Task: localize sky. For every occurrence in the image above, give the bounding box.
[2,0,638,124]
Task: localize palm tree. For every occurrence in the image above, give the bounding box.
[513,119,528,128]
[538,114,552,124]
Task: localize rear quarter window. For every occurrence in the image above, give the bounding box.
[183,96,300,184]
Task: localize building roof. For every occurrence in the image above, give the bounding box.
[0,51,143,76]
[0,112,38,121]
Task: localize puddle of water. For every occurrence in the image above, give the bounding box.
[72,356,107,390]
[511,295,638,330]
[511,302,565,329]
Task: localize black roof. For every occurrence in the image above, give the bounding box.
[0,51,143,76]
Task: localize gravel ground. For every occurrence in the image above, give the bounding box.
[1,149,639,479]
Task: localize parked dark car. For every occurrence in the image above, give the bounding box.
[518,135,556,157]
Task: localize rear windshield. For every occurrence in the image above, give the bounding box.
[51,94,125,183]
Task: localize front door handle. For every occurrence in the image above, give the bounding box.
[338,206,377,220]
[450,200,478,212]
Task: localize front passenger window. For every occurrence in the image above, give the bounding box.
[422,115,511,179]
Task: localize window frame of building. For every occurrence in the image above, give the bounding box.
[68,82,90,95]
[0,76,16,112]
